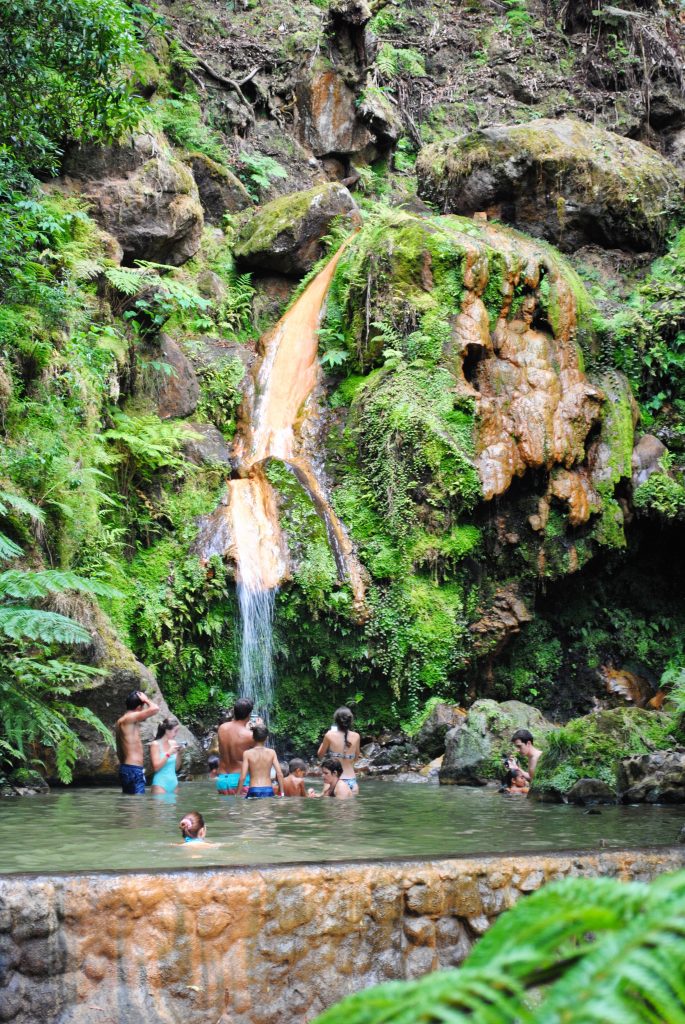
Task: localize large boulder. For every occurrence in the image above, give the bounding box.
[295,70,373,157]
[617,749,685,804]
[533,707,676,800]
[185,152,252,224]
[416,119,685,253]
[44,603,204,784]
[439,699,556,785]
[149,334,200,420]
[62,133,204,266]
[415,703,466,758]
[234,182,358,275]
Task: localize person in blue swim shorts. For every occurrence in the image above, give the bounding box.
[215,698,261,795]
[237,725,285,799]
[115,689,160,795]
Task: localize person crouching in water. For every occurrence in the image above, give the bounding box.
[282,758,310,797]
[321,757,354,799]
[505,767,529,795]
[317,707,361,795]
[237,725,285,799]
[179,811,206,843]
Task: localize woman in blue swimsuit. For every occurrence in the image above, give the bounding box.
[150,717,182,794]
[317,707,361,795]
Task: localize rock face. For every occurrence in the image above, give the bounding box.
[416,119,685,252]
[618,749,685,803]
[566,778,616,805]
[1,849,681,1024]
[632,434,667,487]
[150,334,200,419]
[234,182,358,274]
[62,133,204,266]
[439,699,556,785]
[62,605,204,783]
[415,704,466,758]
[449,220,605,503]
[296,69,373,157]
[185,152,252,224]
[182,422,233,466]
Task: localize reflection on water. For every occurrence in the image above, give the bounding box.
[0,780,682,874]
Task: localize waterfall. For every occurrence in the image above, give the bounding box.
[237,583,276,728]
[196,239,366,726]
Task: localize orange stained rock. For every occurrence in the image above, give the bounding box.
[246,244,348,467]
[549,467,600,527]
[226,471,288,590]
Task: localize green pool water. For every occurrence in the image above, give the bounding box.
[1,779,682,874]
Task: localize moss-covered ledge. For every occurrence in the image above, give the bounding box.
[1,847,684,1024]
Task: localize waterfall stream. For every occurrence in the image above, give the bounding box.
[197,240,365,723]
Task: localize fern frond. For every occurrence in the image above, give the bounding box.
[0,569,121,601]
[103,265,152,296]
[0,489,45,522]
[0,532,23,561]
[0,608,92,644]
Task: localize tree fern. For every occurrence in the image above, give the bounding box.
[313,872,685,1024]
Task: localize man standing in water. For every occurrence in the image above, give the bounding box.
[216,698,260,795]
[115,690,160,794]
[510,729,543,783]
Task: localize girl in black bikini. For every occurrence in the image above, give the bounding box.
[320,757,353,799]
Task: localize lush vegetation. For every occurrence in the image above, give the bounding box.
[314,870,685,1024]
[1,0,685,779]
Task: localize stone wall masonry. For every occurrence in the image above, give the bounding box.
[1,848,684,1024]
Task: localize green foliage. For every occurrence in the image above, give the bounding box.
[150,91,229,165]
[534,708,675,792]
[196,357,245,438]
[494,619,563,704]
[0,492,114,783]
[128,554,238,718]
[103,409,198,492]
[633,469,685,522]
[314,870,685,1024]
[0,0,143,174]
[235,151,288,200]
[610,230,685,439]
[106,261,212,337]
[502,0,534,36]
[374,44,426,81]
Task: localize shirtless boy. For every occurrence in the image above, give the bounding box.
[237,726,285,799]
[510,729,543,782]
[216,698,259,795]
[282,758,308,797]
[115,690,160,794]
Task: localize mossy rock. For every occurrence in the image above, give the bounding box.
[416,118,685,253]
[186,152,251,224]
[234,182,358,275]
[439,698,557,785]
[532,706,677,799]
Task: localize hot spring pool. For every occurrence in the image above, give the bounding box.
[1,778,682,874]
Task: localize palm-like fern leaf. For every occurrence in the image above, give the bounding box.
[0,608,92,644]
[0,569,120,601]
[0,490,45,523]
[313,873,685,1024]
[0,532,23,561]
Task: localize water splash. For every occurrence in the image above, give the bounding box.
[237,583,276,728]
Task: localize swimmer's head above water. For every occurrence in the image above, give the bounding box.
[179,811,206,842]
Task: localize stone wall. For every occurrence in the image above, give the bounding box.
[1,848,684,1024]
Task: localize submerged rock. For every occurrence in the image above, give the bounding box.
[61,133,203,266]
[618,749,685,804]
[566,778,616,805]
[234,182,358,275]
[416,118,685,253]
[439,699,556,785]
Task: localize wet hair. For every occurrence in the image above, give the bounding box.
[125,690,144,711]
[334,707,354,749]
[179,811,205,839]
[280,762,290,778]
[321,757,343,777]
[154,716,179,740]
[233,697,254,721]
[252,724,268,743]
[289,758,307,773]
[512,729,534,745]
[207,755,220,772]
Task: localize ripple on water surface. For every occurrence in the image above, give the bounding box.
[1,780,682,874]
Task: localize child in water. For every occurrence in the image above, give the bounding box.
[207,755,220,780]
[506,768,529,796]
[179,811,206,843]
[237,725,285,798]
[282,758,308,797]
